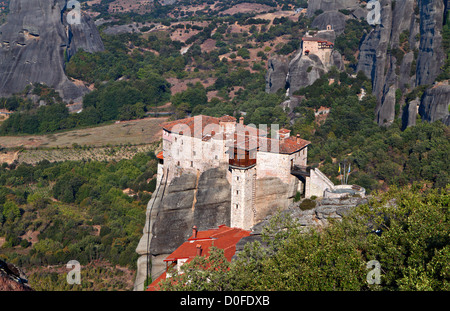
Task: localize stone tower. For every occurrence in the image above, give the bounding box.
[230,166,257,230]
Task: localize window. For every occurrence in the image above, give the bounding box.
[235,204,239,209]
[236,176,239,181]
[236,190,239,195]
[190,161,193,167]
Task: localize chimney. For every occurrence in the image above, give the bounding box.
[296,134,301,144]
[239,117,244,125]
[277,128,291,141]
[192,226,198,239]
[196,244,202,256]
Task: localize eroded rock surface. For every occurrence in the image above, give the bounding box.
[0,0,104,101]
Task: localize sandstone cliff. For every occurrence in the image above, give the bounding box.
[418,84,450,125]
[134,166,232,290]
[357,0,447,126]
[265,55,290,93]
[0,0,104,102]
[134,165,300,290]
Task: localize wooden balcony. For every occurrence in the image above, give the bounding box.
[228,148,257,169]
[229,158,257,169]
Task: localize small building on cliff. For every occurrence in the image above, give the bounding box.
[147,224,250,291]
[301,35,334,66]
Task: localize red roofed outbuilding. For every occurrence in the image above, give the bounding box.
[147,225,251,291]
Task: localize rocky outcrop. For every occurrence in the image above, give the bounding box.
[66,10,105,58]
[0,0,104,102]
[307,0,359,17]
[266,28,343,96]
[254,176,298,224]
[0,259,33,291]
[357,0,446,126]
[265,55,290,93]
[234,196,369,256]
[287,53,326,96]
[419,85,450,125]
[311,11,347,35]
[134,166,231,291]
[415,0,447,86]
[402,97,420,129]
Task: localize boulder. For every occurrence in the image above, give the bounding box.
[311,11,347,34]
[419,85,450,125]
[307,0,359,17]
[265,55,289,93]
[287,53,326,96]
[0,259,33,291]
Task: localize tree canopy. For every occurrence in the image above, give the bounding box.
[161,185,450,291]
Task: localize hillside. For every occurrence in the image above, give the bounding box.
[0,0,448,293]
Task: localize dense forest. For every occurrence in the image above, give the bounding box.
[0,151,158,290]
[160,185,450,291]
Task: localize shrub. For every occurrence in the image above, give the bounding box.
[299,199,316,211]
[294,191,301,202]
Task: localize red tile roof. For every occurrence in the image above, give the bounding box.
[161,115,220,137]
[161,115,266,138]
[278,128,291,134]
[219,115,237,122]
[165,225,250,262]
[227,133,310,154]
[161,115,309,154]
[302,37,334,46]
[147,225,250,291]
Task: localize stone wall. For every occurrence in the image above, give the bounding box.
[302,40,332,66]
[231,167,256,230]
[163,130,228,184]
[305,168,335,198]
[256,149,306,184]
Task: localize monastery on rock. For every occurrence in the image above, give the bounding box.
[156,114,334,230]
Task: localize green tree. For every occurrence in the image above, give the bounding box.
[160,185,449,291]
[2,200,21,222]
